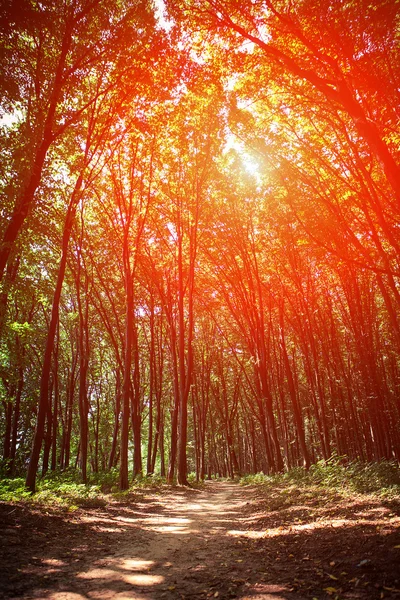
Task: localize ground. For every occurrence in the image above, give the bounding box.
[0,482,400,600]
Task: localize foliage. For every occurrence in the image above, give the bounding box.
[0,478,32,502]
[0,469,173,507]
[240,458,400,498]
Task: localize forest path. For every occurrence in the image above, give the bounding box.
[3,481,399,600]
[3,481,304,600]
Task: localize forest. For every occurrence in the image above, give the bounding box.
[1,0,400,495]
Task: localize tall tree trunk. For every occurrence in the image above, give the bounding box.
[120,266,133,490]
[64,351,78,470]
[26,178,82,492]
[51,326,60,471]
[131,322,142,478]
[9,367,24,475]
[109,369,121,470]
[167,322,179,484]
[76,230,90,484]
[2,401,12,462]
[279,305,310,469]
[41,375,54,477]
[146,307,155,475]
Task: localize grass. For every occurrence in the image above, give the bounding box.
[240,456,400,500]
[0,468,169,509]
[0,467,206,508]
[1,457,399,509]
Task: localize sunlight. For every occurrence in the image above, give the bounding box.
[135,514,196,534]
[227,529,265,539]
[78,568,122,580]
[184,502,205,510]
[223,133,262,181]
[141,516,191,525]
[124,573,164,586]
[151,525,194,534]
[119,559,155,571]
[153,0,173,32]
[243,155,261,178]
[50,594,86,599]
[41,558,67,567]
[77,568,164,586]
[228,512,400,541]
[0,109,22,128]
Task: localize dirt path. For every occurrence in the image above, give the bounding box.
[1,481,399,600]
[1,482,302,600]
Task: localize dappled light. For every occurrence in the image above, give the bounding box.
[1,482,399,598]
[78,569,165,586]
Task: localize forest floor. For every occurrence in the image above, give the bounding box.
[1,481,400,600]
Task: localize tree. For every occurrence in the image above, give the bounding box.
[0,0,161,279]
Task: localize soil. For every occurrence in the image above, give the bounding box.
[0,481,399,600]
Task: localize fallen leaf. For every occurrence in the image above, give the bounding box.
[327,573,338,580]
[324,587,338,595]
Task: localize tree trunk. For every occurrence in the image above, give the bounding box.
[26,178,82,492]
[109,370,121,470]
[120,267,133,490]
[279,306,310,469]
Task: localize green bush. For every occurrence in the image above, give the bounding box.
[239,458,400,497]
[0,468,171,507]
[89,468,120,492]
[129,474,166,489]
[240,472,274,486]
[0,478,31,501]
[0,470,108,507]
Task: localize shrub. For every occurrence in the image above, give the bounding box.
[0,478,31,501]
[239,457,400,497]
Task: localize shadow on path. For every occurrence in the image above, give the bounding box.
[1,482,399,600]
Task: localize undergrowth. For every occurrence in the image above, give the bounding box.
[0,467,207,507]
[240,456,400,498]
[2,457,399,508]
[0,468,169,508]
